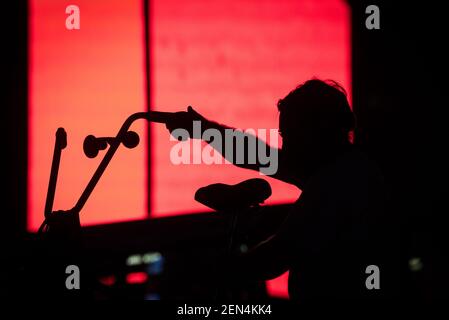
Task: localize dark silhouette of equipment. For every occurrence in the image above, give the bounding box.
[37,111,273,300]
[44,127,66,218]
[195,178,272,300]
[83,131,140,158]
[35,110,192,300]
[39,110,175,233]
[195,178,272,211]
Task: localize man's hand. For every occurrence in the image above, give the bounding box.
[165,106,208,140]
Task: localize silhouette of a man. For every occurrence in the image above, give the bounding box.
[165,79,391,300]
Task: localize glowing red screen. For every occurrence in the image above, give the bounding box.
[150,0,350,297]
[28,0,147,230]
[150,0,350,217]
[29,0,350,298]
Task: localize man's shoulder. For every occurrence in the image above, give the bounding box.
[304,148,385,197]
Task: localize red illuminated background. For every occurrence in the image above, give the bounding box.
[29,0,350,298]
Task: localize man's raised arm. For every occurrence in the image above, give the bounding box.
[164,106,292,183]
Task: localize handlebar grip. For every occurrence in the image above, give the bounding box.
[148,111,175,123]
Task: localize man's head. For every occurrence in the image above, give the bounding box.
[277,79,355,181]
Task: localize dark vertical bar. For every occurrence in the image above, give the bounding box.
[348,0,448,299]
[144,0,152,217]
[1,0,28,297]
[44,128,67,217]
[3,0,28,238]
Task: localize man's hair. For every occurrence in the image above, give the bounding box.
[277,79,355,141]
